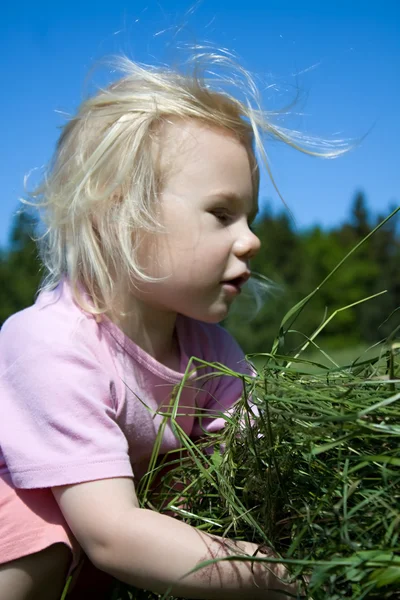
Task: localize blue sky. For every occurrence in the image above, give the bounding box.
[1,0,399,248]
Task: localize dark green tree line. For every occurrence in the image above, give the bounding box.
[0,211,42,324]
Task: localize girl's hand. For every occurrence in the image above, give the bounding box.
[224,540,298,598]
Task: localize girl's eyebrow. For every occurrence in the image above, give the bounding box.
[207,191,259,221]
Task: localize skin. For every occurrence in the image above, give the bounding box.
[0,543,70,600]
[0,122,298,599]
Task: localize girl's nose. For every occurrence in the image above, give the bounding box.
[233,226,261,258]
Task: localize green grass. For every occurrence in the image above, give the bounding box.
[111,341,400,600]
[253,343,375,373]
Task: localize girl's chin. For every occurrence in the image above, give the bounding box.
[180,298,233,324]
[198,305,231,324]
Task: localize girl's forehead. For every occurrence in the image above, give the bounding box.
[155,121,258,215]
[158,117,247,151]
[156,118,256,180]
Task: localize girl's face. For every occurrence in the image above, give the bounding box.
[135,119,261,324]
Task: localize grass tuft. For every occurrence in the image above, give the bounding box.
[110,340,400,600]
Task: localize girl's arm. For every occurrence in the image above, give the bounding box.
[53,477,295,600]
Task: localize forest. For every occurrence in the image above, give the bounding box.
[1,191,399,358]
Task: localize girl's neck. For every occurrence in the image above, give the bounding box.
[108,293,181,370]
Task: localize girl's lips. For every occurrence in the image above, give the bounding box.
[221,277,247,295]
[222,282,242,295]
[221,273,250,291]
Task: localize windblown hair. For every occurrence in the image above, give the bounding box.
[28,50,348,316]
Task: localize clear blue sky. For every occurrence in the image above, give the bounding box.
[1,0,399,248]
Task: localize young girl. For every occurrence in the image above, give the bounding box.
[0,53,304,600]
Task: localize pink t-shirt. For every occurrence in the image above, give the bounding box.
[0,280,252,489]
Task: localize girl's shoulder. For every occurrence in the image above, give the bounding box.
[0,280,103,368]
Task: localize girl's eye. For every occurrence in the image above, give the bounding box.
[210,209,232,224]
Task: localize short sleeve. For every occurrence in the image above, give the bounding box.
[0,345,133,489]
[191,327,255,438]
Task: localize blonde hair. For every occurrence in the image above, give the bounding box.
[28,50,348,316]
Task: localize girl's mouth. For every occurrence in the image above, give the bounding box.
[221,276,247,295]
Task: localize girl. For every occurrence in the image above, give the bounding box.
[0,53,305,600]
